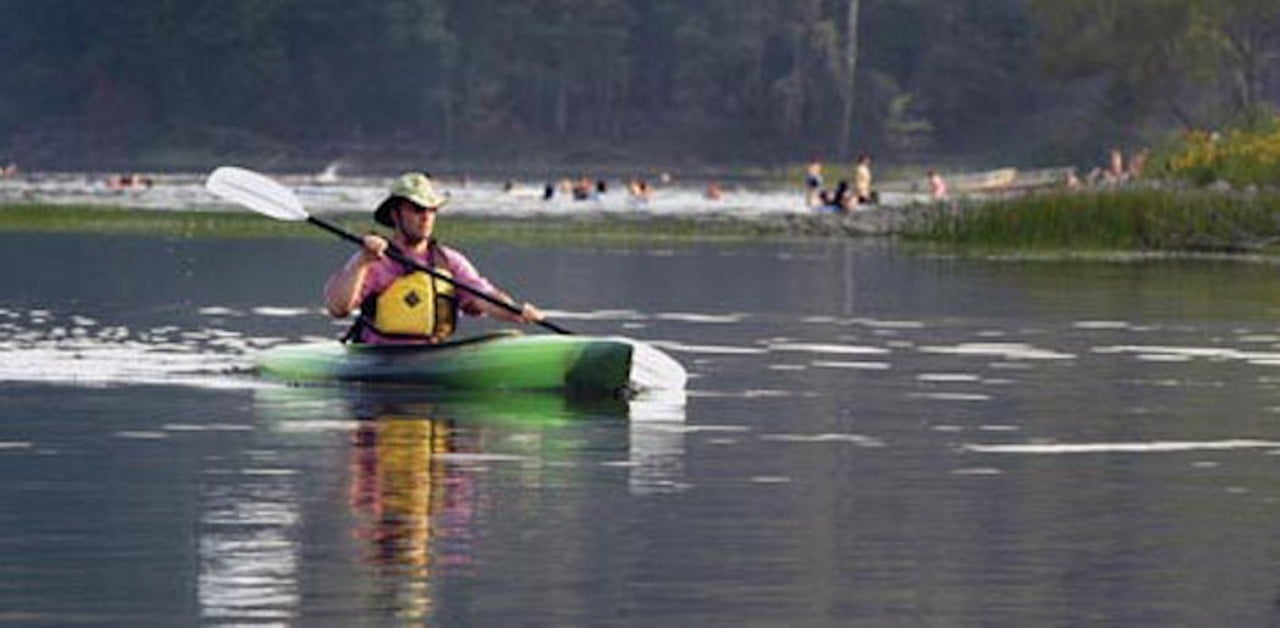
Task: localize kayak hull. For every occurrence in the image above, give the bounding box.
[257,332,635,393]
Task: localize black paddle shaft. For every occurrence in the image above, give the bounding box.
[307,216,572,335]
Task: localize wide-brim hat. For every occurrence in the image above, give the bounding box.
[374,172,450,226]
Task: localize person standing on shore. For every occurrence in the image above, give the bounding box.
[854,154,875,205]
[324,172,544,345]
[805,158,824,207]
[928,169,948,201]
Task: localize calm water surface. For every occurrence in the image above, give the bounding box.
[4,233,1280,625]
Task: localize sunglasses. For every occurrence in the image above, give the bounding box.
[399,202,439,215]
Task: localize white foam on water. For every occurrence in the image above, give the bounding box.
[768,342,890,355]
[1093,344,1280,365]
[909,392,993,402]
[749,476,792,484]
[272,420,361,433]
[542,309,646,321]
[1237,335,1280,343]
[687,389,812,399]
[0,442,34,450]
[163,423,254,432]
[198,306,244,316]
[707,438,740,445]
[919,343,1075,361]
[964,439,1280,454]
[801,316,839,324]
[1072,321,1133,330]
[759,433,885,447]
[768,364,807,371]
[951,467,1003,476]
[637,424,751,434]
[989,362,1033,370]
[848,318,925,329]
[628,389,688,422]
[600,460,639,468]
[655,312,748,324]
[0,328,264,390]
[114,431,169,440]
[811,360,890,370]
[250,306,314,318]
[917,373,981,382]
[653,341,768,355]
[1135,354,1193,362]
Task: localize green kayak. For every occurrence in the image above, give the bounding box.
[256,331,687,394]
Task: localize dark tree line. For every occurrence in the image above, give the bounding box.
[0,0,1276,172]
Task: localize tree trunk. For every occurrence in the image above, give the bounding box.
[837,0,861,161]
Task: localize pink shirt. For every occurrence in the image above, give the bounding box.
[350,243,497,344]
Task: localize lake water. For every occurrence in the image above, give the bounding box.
[5,232,1280,625]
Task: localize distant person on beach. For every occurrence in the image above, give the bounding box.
[927,169,948,201]
[704,182,724,201]
[854,154,876,205]
[571,176,593,201]
[1087,147,1129,187]
[818,180,855,213]
[805,158,824,207]
[627,178,652,204]
[107,173,152,191]
[324,172,544,345]
[0,162,17,178]
[1105,147,1127,185]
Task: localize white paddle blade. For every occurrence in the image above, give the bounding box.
[205,166,308,221]
[627,340,688,391]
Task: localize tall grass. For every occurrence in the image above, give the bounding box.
[903,189,1280,253]
[0,204,770,244]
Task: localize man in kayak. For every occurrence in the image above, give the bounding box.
[324,172,545,344]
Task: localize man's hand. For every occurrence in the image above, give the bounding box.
[359,234,389,262]
[519,302,545,324]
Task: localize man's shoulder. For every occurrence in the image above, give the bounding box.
[432,242,478,270]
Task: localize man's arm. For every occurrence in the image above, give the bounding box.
[323,235,387,317]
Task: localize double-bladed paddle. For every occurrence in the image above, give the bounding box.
[204,166,687,391]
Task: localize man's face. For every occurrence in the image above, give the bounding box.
[394,200,437,242]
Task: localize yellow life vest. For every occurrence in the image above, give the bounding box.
[355,242,458,341]
[367,269,457,339]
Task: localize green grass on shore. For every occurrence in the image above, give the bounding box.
[0,203,776,245]
[903,189,1280,254]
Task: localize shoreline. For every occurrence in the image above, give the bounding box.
[0,203,919,243]
[8,186,1280,260]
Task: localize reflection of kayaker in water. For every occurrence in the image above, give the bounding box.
[348,413,477,605]
[324,173,545,345]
